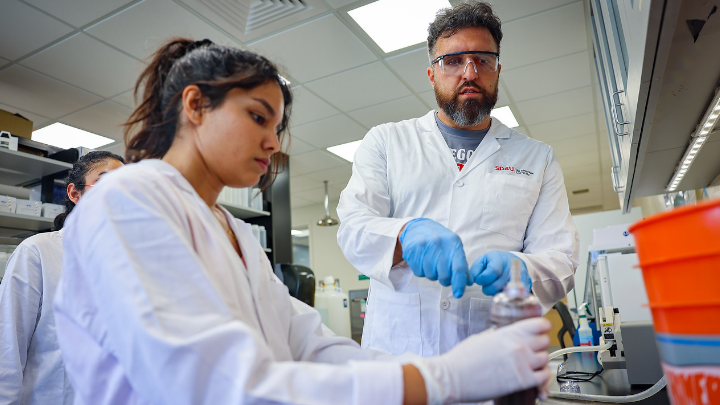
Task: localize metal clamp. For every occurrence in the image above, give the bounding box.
[611,165,624,193]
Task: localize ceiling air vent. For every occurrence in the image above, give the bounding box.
[572,188,590,195]
[198,0,311,34]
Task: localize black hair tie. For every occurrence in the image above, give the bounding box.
[187,38,213,53]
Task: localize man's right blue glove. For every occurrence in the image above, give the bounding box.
[399,218,472,298]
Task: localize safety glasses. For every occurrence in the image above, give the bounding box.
[431,51,500,75]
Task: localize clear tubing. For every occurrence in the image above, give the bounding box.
[549,341,613,361]
[548,375,667,403]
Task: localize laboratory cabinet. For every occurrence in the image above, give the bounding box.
[587,0,659,212]
[588,0,720,211]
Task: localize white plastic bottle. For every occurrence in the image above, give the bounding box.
[578,303,593,346]
[314,276,351,338]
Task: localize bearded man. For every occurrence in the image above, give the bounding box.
[336,1,579,356]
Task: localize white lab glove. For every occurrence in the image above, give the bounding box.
[411,318,552,405]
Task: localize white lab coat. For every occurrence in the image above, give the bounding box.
[0,230,74,405]
[337,111,579,356]
[52,159,404,405]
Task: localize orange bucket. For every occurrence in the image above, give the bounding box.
[629,198,720,405]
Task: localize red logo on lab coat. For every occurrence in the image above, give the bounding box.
[495,166,515,171]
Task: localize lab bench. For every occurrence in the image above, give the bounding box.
[547,352,669,405]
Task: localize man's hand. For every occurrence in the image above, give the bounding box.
[470,251,532,295]
[398,218,472,298]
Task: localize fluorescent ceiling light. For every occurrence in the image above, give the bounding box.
[490,106,519,128]
[33,123,113,149]
[349,0,451,53]
[327,139,363,162]
[291,229,309,237]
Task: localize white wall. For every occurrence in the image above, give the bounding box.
[292,200,370,293]
[568,207,644,311]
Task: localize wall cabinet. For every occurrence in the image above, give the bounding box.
[588,0,663,211]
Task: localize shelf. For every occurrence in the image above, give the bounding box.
[0,148,72,186]
[219,202,270,219]
[0,211,54,233]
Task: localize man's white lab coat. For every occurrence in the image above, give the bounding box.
[0,230,74,405]
[53,160,403,405]
[337,112,579,356]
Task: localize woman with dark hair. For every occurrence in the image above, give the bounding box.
[0,151,123,405]
[52,38,551,405]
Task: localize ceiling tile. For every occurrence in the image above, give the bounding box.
[290,175,324,193]
[305,164,353,186]
[291,195,315,208]
[562,163,601,183]
[500,2,587,70]
[60,101,132,141]
[99,141,126,156]
[248,15,377,83]
[111,89,136,109]
[490,0,577,22]
[385,48,432,94]
[325,0,359,8]
[292,115,367,149]
[290,86,340,127]
[547,133,598,157]
[0,0,74,60]
[565,172,602,190]
[304,164,352,185]
[349,95,428,129]
[516,86,593,126]
[0,101,51,130]
[0,65,102,118]
[418,90,437,109]
[286,138,316,156]
[305,62,411,111]
[290,149,348,175]
[557,150,599,170]
[502,51,591,102]
[85,0,240,60]
[294,184,343,203]
[567,183,602,208]
[528,112,597,143]
[24,0,136,28]
[513,126,528,136]
[21,33,143,98]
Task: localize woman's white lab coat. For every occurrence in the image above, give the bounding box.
[0,230,74,405]
[337,112,579,356]
[53,160,403,405]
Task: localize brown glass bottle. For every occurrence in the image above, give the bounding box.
[490,259,543,405]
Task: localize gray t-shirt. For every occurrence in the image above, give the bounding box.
[435,111,489,171]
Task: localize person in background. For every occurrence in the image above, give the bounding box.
[52,38,551,405]
[337,1,579,357]
[0,151,124,405]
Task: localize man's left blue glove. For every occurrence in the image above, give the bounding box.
[470,251,532,296]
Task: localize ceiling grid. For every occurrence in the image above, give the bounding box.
[0,0,616,212]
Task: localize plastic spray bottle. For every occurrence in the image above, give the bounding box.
[490,259,543,405]
[578,303,593,347]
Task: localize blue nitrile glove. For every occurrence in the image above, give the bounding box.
[399,218,472,298]
[470,251,532,296]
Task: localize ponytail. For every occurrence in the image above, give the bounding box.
[123,38,292,189]
[54,151,125,229]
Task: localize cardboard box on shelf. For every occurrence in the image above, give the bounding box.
[15,199,41,217]
[41,203,64,219]
[0,109,33,140]
[0,195,18,213]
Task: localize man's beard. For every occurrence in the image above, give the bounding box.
[435,82,498,127]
